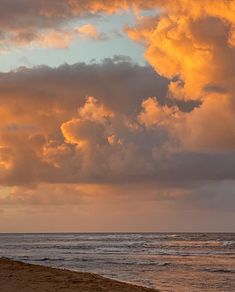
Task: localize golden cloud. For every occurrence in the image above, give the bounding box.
[127,0,235,151]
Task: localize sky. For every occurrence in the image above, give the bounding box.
[0,0,235,232]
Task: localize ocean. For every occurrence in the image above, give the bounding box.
[0,233,234,291]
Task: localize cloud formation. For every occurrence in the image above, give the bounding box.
[0,57,235,190]
[126,0,235,152]
[3,0,232,151]
[77,24,108,41]
[1,1,235,231]
[1,1,235,183]
[0,59,171,185]
[0,0,123,50]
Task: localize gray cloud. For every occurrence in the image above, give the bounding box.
[0,59,168,185]
[0,58,234,188]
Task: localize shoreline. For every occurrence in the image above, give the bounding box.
[0,258,158,292]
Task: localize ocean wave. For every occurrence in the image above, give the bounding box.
[222,241,235,247]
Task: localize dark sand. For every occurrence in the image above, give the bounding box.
[0,258,158,292]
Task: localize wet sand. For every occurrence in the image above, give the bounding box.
[0,258,158,292]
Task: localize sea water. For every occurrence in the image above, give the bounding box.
[0,233,234,291]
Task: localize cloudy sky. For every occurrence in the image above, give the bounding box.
[0,0,235,232]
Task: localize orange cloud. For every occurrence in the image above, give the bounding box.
[3,26,106,50]
[127,0,235,151]
[1,0,235,231]
[138,97,180,127]
[0,60,171,186]
[178,93,235,151]
[61,96,114,146]
[37,29,79,49]
[1,58,235,187]
[76,24,108,41]
[0,0,124,50]
[0,0,161,51]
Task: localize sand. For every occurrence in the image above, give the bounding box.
[0,258,158,292]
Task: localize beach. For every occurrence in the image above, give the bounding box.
[0,233,234,291]
[0,258,158,292]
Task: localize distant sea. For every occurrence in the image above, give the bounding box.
[0,233,234,291]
